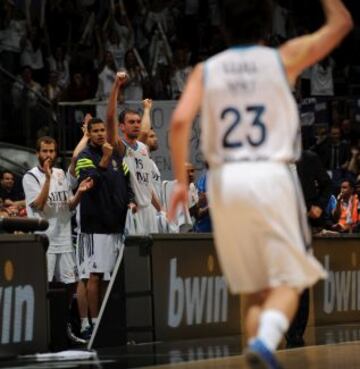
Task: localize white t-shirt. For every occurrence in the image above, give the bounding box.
[23,167,73,253]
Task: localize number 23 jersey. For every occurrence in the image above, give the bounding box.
[201,46,301,166]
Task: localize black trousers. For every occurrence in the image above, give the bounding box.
[286,289,310,347]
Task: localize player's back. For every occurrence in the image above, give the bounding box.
[201,46,300,167]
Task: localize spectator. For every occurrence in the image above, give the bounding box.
[47,45,71,89]
[123,49,146,101]
[75,118,134,335]
[62,72,93,102]
[0,1,26,74]
[0,170,25,209]
[20,22,46,84]
[95,51,116,101]
[332,179,359,232]
[43,71,62,105]
[193,164,212,233]
[310,57,335,97]
[171,47,193,99]
[11,65,42,109]
[296,150,333,232]
[311,125,351,190]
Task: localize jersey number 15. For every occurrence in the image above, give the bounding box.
[221,105,266,148]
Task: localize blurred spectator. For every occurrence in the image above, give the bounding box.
[0,1,26,74]
[43,71,62,105]
[95,51,116,100]
[171,47,193,99]
[123,49,146,101]
[62,71,93,102]
[311,126,351,187]
[47,45,71,89]
[20,22,46,84]
[310,57,335,97]
[193,165,212,233]
[11,65,42,109]
[296,150,333,231]
[332,179,359,232]
[0,170,25,206]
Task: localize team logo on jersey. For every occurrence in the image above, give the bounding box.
[56,171,64,186]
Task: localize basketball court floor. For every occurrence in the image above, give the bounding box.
[1,323,360,369]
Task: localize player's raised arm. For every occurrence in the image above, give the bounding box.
[138,98,153,144]
[168,63,203,220]
[106,72,127,154]
[280,0,353,85]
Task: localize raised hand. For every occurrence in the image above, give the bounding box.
[116,71,128,86]
[102,142,113,157]
[143,98,152,110]
[43,158,52,179]
[78,177,94,193]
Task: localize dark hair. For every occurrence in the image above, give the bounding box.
[0,170,14,180]
[118,109,141,124]
[36,136,57,152]
[220,0,274,45]
[87,117,105,132]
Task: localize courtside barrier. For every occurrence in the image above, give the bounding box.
[0,234,49,357]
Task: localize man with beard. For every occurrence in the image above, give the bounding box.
[107,74,161,234]
[22,136,93,341]
[75,118,134,334]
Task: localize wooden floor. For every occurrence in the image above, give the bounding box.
[141,341,360,369]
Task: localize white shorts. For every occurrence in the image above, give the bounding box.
[47,252,77,284]
[125,206,158,235]
[76,233,113,281]
[78,233,122,276]
[208,162,327,294]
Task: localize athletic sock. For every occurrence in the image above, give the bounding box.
[81,318,90,332]
[91,317,98,327]
[256,309,289,352]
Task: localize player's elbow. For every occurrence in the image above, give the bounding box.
[332,10,354,36]
[170,111,188,133]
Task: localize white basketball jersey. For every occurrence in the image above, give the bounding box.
[123,140,153,207]
[150,158,162,205]
[201,46,301,166]
[23,167,73,253]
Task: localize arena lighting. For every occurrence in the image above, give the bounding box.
[0,217,49,233]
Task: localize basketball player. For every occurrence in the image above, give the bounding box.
[168,0,353,368]
[106,75,161,234]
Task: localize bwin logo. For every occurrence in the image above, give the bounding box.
[168,258,228,328]
[0,260,35,344]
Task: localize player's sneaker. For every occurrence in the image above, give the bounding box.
[80,325,93,341]
[66,323,87,345]
[244,338,283,369]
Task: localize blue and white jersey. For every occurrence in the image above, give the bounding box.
[201,46,301,166]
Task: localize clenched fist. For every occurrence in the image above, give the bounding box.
[102,142,113,157]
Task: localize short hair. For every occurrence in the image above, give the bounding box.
[87,117,104,132]
[1,170,14,180]
[220,0,274,45]
[36,136,57,152]
[118,109,141,124]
